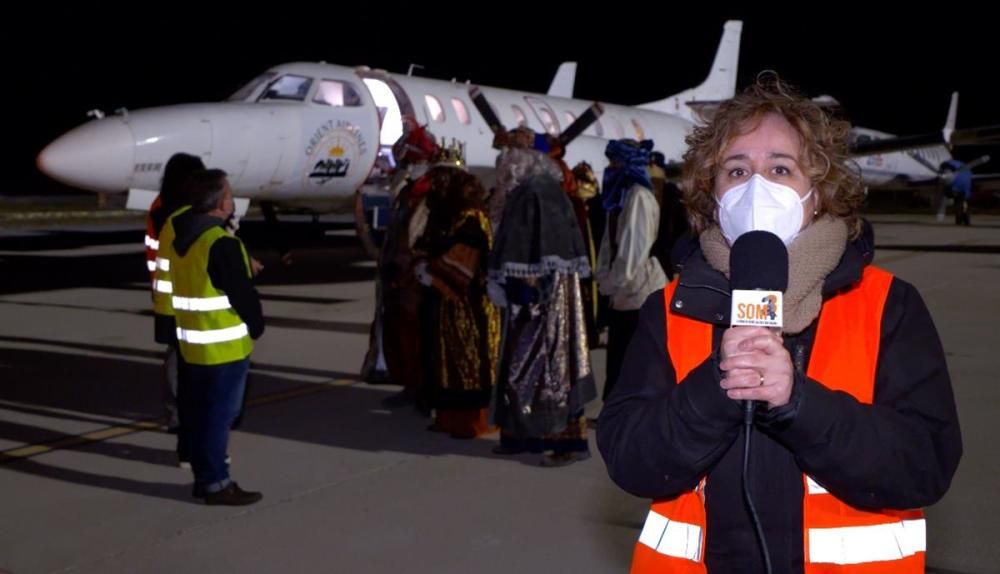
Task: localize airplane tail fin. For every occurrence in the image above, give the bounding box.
[639,20,742,122]
[943,91,958,144]
[547,62,577,98]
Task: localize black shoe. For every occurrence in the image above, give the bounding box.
[540,451,592,467]
[204,482,262,506]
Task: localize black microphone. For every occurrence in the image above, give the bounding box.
[729,230,786,574]
[729,230,788,423]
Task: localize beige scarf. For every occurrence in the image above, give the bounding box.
[699,216,848,334]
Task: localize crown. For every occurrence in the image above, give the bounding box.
[434,137,467,167]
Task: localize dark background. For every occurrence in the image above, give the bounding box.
[10,8,998,197]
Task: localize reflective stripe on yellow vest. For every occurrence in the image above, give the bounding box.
[171,225,253,365]
[145,195,163,277]
[631,266,925,573]
[151,205,191,317]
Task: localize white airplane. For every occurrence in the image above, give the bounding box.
[841,92,998,191]
[36,22,743,220]
[847,92,958,188]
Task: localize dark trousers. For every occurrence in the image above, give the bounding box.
[178,357,249,491]
[163,343,179,428]
[955,195,970,226]
[604,308,640,401]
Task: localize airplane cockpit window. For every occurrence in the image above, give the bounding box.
[511,105,528,127]
[259,75,314,102]
[451,98,471,125]
[227,72,278,102]
[425,95,446,123]
[314,80,363,107]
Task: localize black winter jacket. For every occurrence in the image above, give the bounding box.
[597,223,962,574]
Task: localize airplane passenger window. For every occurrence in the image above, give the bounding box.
[631,118,645,140]
[592,119,604,137]
[525,97,560,135]
[511,105,528,127]
[228,71,278,102]
[425,95,446,123]
[451,98,471,125]
[538,108,559,135]
[260,75,314,102]
[609,116,625,138]
[314,80,364,107]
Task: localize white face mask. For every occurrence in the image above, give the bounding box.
[717,174,813,245]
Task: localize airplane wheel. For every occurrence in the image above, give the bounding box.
[354,189,381,260]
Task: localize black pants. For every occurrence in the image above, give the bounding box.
[604,308,640,401]
[955,195,970,226]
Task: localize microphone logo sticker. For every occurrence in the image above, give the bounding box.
[730,290,783,329]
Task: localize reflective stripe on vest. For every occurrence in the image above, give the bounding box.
[172,295,232,312]
[172,225,253,365]
[146,197,161,278]
[176,323,249,345]
[809,519,925,565]
[637,509,703,561]
[151,206,191,317]
[631,266,924,573]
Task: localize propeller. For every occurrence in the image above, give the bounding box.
[907,152,990,185]
[467,85,604,151]
[466,85,691,181]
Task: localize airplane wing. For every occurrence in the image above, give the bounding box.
[850,124,1000,156]
[950,124,1000,145]
[850,132,949,156]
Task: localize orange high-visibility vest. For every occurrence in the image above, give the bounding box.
[631,266,925,573]
[145,195,163,280]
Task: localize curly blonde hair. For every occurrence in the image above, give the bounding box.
[681,72,864,238]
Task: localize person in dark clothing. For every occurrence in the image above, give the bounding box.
[941,159,973,226]
[171,169,265,505]
[597,73,961,573]
[147,152,205,433]
[648,151,689,277]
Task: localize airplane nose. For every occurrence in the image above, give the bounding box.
[37,118,135,192]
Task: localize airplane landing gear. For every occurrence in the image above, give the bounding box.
[260,200,293,265]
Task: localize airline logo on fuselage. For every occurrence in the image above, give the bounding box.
[304,121,367,187]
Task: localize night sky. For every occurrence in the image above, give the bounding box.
[11,9,999,196]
